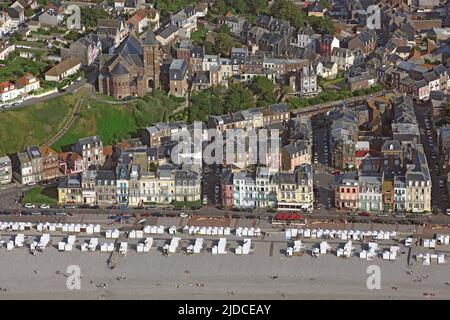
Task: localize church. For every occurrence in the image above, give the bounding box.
[97,30,161,100]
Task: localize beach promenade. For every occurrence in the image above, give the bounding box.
[0,233,449,300]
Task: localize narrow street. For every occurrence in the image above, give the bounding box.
[414,102,448,213]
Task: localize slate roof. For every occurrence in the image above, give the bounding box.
[111,63,129,75]
[143,30,157,46]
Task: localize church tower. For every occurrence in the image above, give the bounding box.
[142,30,160,90]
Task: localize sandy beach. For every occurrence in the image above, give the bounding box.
[0,237,449,300]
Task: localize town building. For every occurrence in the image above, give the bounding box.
[276,164,314,212]
[0,156,12,185]
[358,174,383,212]
[59,152,84,176]
[335,172,359,211]
[44,57,81,82]
[97,31,161,99]
[61,35,101,66]
[39,146,60,181]
[169,59,188,97]
[72,136,105,169]
[281,141,311,172]
[12,146,43,185]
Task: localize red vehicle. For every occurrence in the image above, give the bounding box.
[358,211,369,217]
[274,213,303,220]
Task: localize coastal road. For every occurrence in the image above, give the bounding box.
[2,203,449,226]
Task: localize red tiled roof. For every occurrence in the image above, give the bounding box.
[0,81,14,93]
[16,73,38,86]
[103,146,113,157]
[355,150,368,158]
[355,149,381,158]
[59,151,81,162]
[39,145,58,157]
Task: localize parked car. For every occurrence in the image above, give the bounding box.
[40,204,50,209]
[24,203,35,209]
[358,211,369,217]
[180,212,190,218]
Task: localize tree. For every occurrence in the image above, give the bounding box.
[217,24,231,35]
[12,32,23,42]
[155,0,191,17]
[213,0,227,16]
[445,104,450,124]
[81,8,111,29]
[214,32,234,56]
[251,76,277,106]
[191,26,208,45]
[308,16,335,35]
[205,41,214,55]
[64,30,81,42]
[319,0,332,9]
[25,8,34,17]
[271,0,307,29]
[225,83,255,112]
[231,0,248,14]
[149,162,158,173]
[250,0,269,14]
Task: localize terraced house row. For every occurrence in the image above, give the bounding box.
[221,165,314,212]
[9,136,104,185]
[334,96,432,214]
[57,164,201,207]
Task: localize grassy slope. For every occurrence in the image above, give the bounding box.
[0,95,76,155]
[1,89,179,155]
[51,99,139,152]
[21,186,57,205]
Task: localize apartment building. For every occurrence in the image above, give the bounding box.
[73,136,105,169]
[276,164,314,212]
[0,156,12,185]
[281,141,311,172]
[233,172,256,209]
[12,146,43,185]
[358,175,383,212]
[335,172,359,211]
